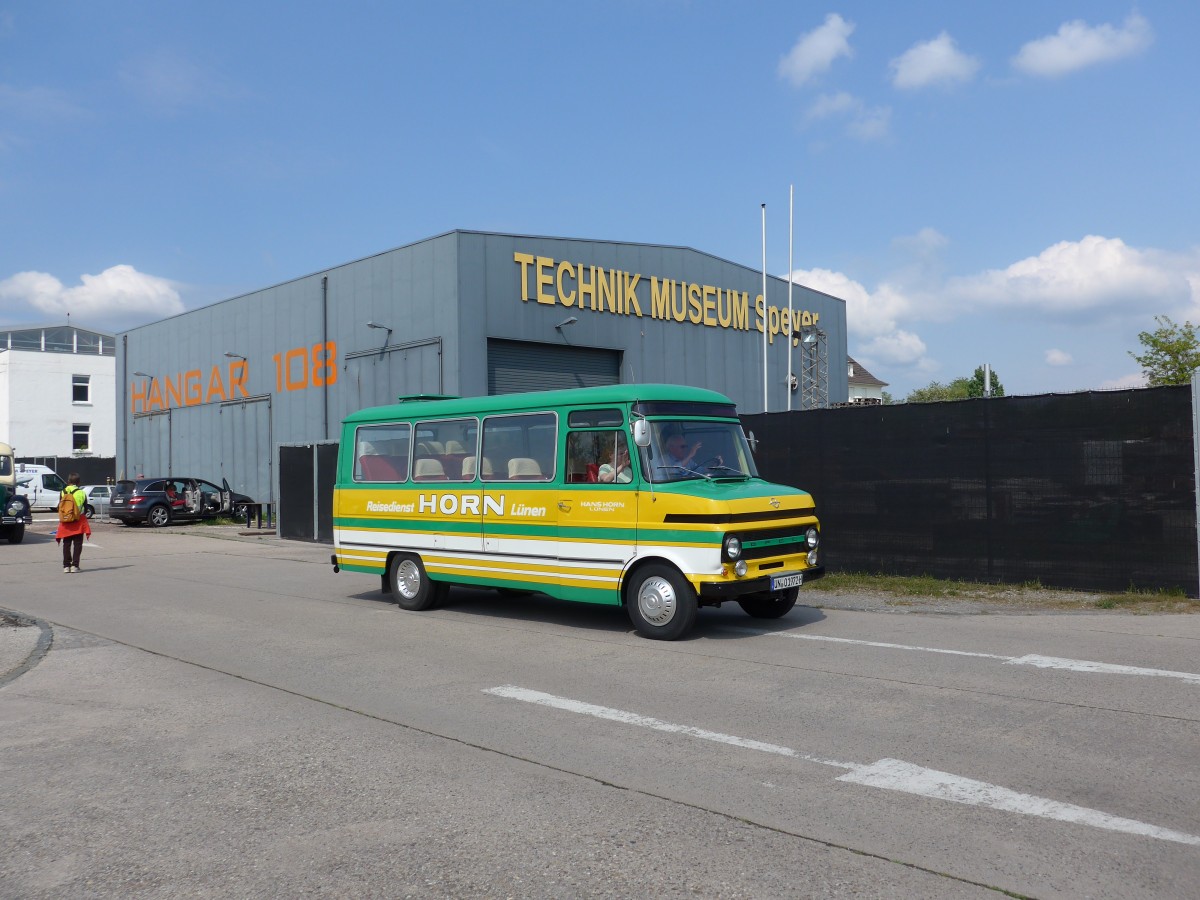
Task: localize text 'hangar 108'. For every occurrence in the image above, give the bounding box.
[117,230,849,506]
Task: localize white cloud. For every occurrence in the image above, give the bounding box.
[806,91,858,119]
[789,267,930,373]
[893,227,948,255]
[858,330,929,367]
[0,265,184,330]
[1045,348,1073,366]
[948,235,1193,318]
[779,14,854,87]
[890,32,981,89]
[1012,12,1153,77]
[847,105,891,141]
[805,92,891,141]
[1098,372,1147,390]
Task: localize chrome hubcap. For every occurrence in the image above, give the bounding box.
[637,576,677,626]
[396,559,421,599]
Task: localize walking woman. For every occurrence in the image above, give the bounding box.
[55,472,91,573]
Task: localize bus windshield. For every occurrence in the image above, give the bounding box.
[642,419,759,483]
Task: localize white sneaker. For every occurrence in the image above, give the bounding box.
[70,566,80,573]
[63,566,70,573]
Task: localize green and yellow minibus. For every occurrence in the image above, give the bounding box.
[331,384,822,639]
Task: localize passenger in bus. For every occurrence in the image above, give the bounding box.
[597,440,633,483]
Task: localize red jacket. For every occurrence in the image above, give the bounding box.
[54,487,92,540]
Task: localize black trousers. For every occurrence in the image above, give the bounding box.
[61,534,83,568]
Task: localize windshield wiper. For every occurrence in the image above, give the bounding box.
[656,464,710,481]
[706,464,750,479]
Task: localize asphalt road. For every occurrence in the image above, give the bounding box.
[1,521,1197,898]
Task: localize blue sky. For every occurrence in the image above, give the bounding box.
[1,2,1196,399]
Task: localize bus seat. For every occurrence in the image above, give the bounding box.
[414,458,448,481]
[508,457,542,480]
[360,455,400,481]
[462,456,494,479]
[586,463,599,483]
[443,440,465,453]
[425,441,445,454]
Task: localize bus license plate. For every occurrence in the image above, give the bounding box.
[771,572,804,590]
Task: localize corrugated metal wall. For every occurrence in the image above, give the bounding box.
[117,230,849,529]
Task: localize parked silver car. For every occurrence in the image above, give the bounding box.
[81,484,113,519]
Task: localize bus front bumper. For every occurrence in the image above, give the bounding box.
[698,566,825,600]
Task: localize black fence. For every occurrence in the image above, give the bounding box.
[278,442,338,542]
[17,455,116,487]
[743,386,1198,596]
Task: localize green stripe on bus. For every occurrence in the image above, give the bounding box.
[743,534,801,549]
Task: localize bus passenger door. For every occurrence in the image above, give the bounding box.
[557,429,638,605]
[482,484,558,592]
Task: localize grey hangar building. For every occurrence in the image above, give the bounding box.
[117,230,848,540]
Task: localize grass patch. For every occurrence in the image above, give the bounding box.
[809,572,1006,598]
[807,571,1199,613]
[1094,586,1190,611]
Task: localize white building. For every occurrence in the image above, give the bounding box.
[0,324,117,458]
[847,355,888,404]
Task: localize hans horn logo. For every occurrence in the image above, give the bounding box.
[769,497,780,509]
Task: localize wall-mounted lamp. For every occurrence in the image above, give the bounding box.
[133,371,152,378]
[366,321,393,335]
[555,316,579,331]
[223,352,247,360]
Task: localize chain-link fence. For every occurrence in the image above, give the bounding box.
[743,386,1197,596]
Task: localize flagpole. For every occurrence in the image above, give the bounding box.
[787,184,794,412]
[761,203,768,413]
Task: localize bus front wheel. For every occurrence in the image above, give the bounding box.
[626,564,697,640]
[389,554,447,611]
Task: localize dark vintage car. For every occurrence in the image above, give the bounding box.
[109,477,252,527]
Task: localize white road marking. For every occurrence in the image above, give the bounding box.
[485,685,1200,847]
[839,759,1200,847]
[484,685,856,768]
[766,632,1200,685]
[1006,654,1200,684]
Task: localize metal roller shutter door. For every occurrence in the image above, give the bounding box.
[487,339,620,395]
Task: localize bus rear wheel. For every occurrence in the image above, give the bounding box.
[626,564,697,640]
[389,554,446,611]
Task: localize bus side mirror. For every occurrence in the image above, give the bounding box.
[632,419,651,448]
[747,430,758,453]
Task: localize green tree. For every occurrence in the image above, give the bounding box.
[966,365,1005,398]
[905,367,1005,403]
[1129,315,1200,386]
[905,377,972,403]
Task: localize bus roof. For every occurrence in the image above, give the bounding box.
[343,383,737,424]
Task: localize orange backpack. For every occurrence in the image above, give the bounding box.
[58,488,80,524]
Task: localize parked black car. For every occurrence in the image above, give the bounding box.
[109,477,252,527]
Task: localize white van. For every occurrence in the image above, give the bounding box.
[15,464,68,511]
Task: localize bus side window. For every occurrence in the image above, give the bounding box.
[355,422,411,483]
[481,412,556,482]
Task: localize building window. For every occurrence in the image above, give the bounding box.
[73,374,91,403]
[73,423,91,452]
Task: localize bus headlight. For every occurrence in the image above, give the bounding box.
[723,534,742,561]
[807,550,819,567]
[806,526,819,548]
[734,560,748,577]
